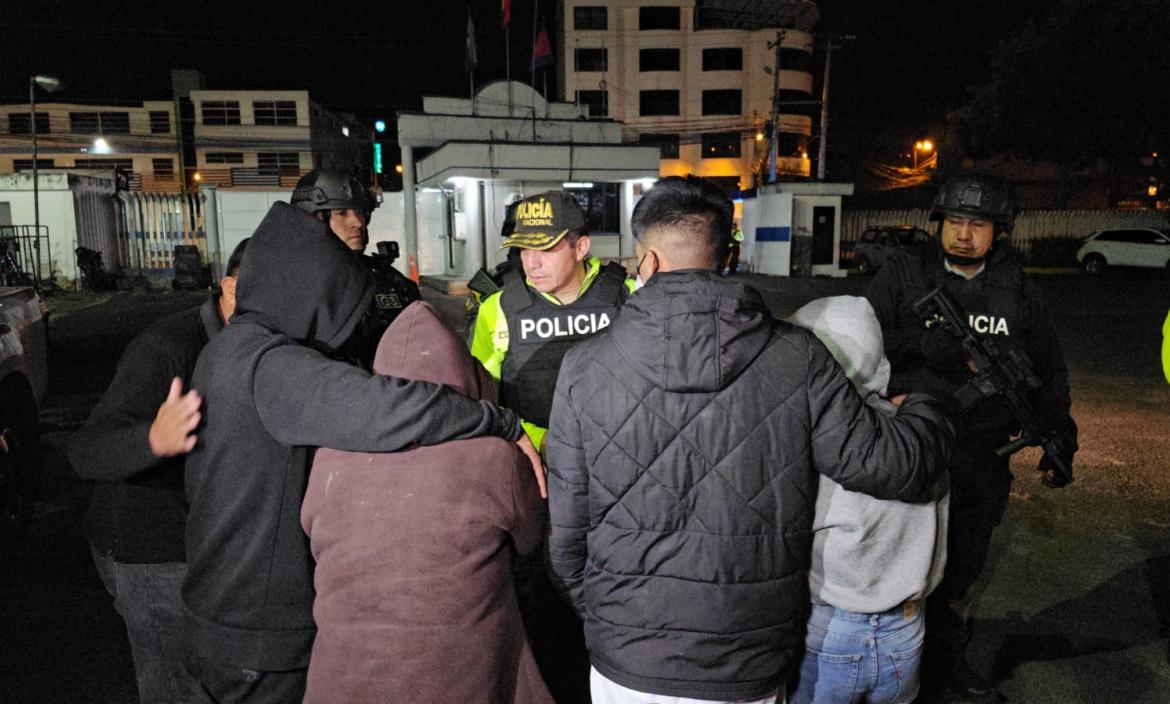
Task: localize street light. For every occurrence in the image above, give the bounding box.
[913,139,934,169]
[30,74,62,256]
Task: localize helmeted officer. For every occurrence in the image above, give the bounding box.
[866,172,1078,703]
[470,190,635,452]
[291,169,421,365]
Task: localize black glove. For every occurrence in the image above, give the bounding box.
[1039,450,1074,489]
[919,326,969,372]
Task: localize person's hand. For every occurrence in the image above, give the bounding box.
[516,434,547,499]
[1039,450,1074,489]
[148,378,202,458]
[890,394,908,407]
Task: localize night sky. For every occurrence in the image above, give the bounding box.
[1,0,1050,156]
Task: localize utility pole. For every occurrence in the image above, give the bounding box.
[816,34,854,181]
[766,30,785,183]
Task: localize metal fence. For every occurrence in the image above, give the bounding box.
[842,209,1170,255]
[0,225,53,288]
[115,191,207,274]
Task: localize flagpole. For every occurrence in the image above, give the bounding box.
[506,26,513,115]
[531,0,539,92]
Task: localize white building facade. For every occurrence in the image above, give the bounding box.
[561,0,819,191]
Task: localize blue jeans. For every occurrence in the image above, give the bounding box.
[790,601,924,704]
[91,547,191,704]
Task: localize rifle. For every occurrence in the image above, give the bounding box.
[912,286,1073,488]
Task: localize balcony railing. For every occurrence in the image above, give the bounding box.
[125,168,311,192]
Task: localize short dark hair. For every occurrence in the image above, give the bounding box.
[631,176,733,266]
[225,237,249,278]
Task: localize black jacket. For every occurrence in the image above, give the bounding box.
[865,240,1076,447]
[546,270,954,700]
[182,202,522,672]
[70,295,223,563]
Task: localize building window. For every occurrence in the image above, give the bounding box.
[73,158,134,170]
[152,158,175,177]
[777,133,809,156]
[99,112,131,134]
[639,48,680,72]
[201,101,241,126]
[702,89,742,116]
[8,112,50,135]
[639,90,680,116]
[639,6,680,30]
[12,159,55,170]
[573,6,607,30]
[701,132,741,158]
[149,111,171,134]
[257,151,300,174]
[254,101,298,126]
[638,133,680,159]
[779,48,814,73]
[69,112,100,134]
[702,47,742,71]
[576,90,608,117]
[574,48,608,72]
[205,152,245,164]
[777,89,816,117]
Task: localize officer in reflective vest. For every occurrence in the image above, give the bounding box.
[470,190,635,452]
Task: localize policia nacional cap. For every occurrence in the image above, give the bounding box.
[500,191,587,251]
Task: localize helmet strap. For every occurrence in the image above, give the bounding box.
[944,251,988,267]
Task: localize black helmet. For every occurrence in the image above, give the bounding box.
[291,170,378,224]
[929,172,1017,234]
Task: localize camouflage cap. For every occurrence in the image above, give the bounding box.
[500,191,587,250]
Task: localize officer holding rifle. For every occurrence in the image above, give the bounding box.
[866,172,1078,703]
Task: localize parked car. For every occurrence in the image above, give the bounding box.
[1076,228,1170,274]
[851,225,932,274]
[0,286,49,539]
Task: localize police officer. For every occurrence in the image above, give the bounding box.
[866,172,1078,703]
[470,190,635,452]
[291,169,421,365]
[468,191,633,703]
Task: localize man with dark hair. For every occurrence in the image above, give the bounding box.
[866,172,1077,702]
[180,203,540,702]
[546,175,955,704]
[69,238,248,704]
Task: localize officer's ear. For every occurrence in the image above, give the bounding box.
[219,275,239,322]
[572,233,591,262]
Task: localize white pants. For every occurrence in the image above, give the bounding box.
[590,668,783,704]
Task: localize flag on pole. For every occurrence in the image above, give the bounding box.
[465,12,478,73]
[501,0,511,29]
[531,28,552,70]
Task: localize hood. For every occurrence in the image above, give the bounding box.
[609,270,773,393]
[787,295,891,404]
[233,202,374,355]
[372,300,495,402]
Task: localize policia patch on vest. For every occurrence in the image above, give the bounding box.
[498,262,629,427]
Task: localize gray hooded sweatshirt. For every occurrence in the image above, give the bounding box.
[788,296,949,613]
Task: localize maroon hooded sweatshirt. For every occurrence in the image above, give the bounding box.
[301,301,552,704]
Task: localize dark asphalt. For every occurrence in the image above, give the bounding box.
[2,271,1168,703]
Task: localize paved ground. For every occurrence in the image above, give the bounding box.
[1,270,1168,703]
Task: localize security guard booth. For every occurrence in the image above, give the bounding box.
[740,181,854,277]
[397,81,660,279]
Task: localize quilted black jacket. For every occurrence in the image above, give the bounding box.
[546,270,954,700]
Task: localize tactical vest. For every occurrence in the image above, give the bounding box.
[499,262,628,427]
[343,256,423,368]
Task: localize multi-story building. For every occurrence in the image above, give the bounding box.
[561,0,819,192]
[0,87,370,193]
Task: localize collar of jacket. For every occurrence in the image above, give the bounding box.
[199,293,226,338]
[610,269,774,393]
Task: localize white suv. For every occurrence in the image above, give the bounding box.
[1076,227,1170,274]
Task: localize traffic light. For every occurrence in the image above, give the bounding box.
[374,142,383,174]
[374,119,386,134]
